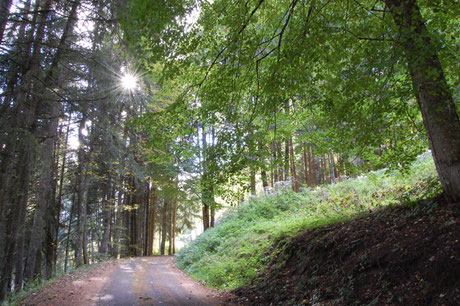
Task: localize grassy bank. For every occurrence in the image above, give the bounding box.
[177,152,442,290]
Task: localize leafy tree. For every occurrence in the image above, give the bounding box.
[124,0,460,202]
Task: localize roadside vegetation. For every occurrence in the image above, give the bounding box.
[177,152,442,290]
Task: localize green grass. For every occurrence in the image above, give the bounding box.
[176,151,442,290]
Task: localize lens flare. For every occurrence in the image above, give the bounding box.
[121,73,137,90]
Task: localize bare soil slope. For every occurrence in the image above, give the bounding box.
[233,196,460,305]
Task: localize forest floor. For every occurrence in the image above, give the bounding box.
[232,195,460,305]
[20,256,231,306]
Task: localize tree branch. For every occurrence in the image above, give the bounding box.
[198,0,266,87]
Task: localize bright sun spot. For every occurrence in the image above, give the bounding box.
[121,73,138,90]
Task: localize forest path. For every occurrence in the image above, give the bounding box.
[22,256,229,306]
[95,256,223,306]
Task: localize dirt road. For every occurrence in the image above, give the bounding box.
[22,256,230,306]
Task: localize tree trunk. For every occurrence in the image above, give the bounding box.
[121,192,130,258]
[0,1,53,295]
[129,179,138,257]
[329,153,336,184]
[201,126,211,231]
[284,140,290,181]
[158,226,162,254]
[168,204,173,255]
[111,173,124,258]
[202,203,210,231]
[271,142,277,185]
[210,204,215,228]
[44,197,57,279]
[131,180,144,257]
[111,188,123,258]
[0,0,32,221]
[385,0,460,203]
[24,102,61,281]
[89,229,95,264]
[137,183,145,257]
[250,169,256,195]
[143,185,149,256]
[13,159,31,291]
[306,146,316,186]
[289,138,299,192]
[75,117,91,267]
[27,2,80,273]
[0,144,34,298]
[321,156,327,184]
[34,248,42,279]
[277,142,283,181]
[160,200,169,255]
[41,0,81,273]
[13,201,26,291]
[258,142,268,190]
[147,184,157,255]
[172,201,177,254]
[53,116,71,273]
[303,142,308,184]
[325,156,331,184]
[64,179,78,273]
[99,180,112,254]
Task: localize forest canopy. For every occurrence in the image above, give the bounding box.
[123,0,460,201]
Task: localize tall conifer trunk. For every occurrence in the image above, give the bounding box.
[75,116,91,267]
[48,117,71,277]
[147,184,157,255]
[111,186,124,258]
[168,205,173,255]
[0,0,52,296]
[99,180,112,254]
[172,200,177,253]
[64,179,77,273]
[160,200,169,255]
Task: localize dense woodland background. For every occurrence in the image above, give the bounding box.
[0,0,458,302]
[0,0,172,300]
